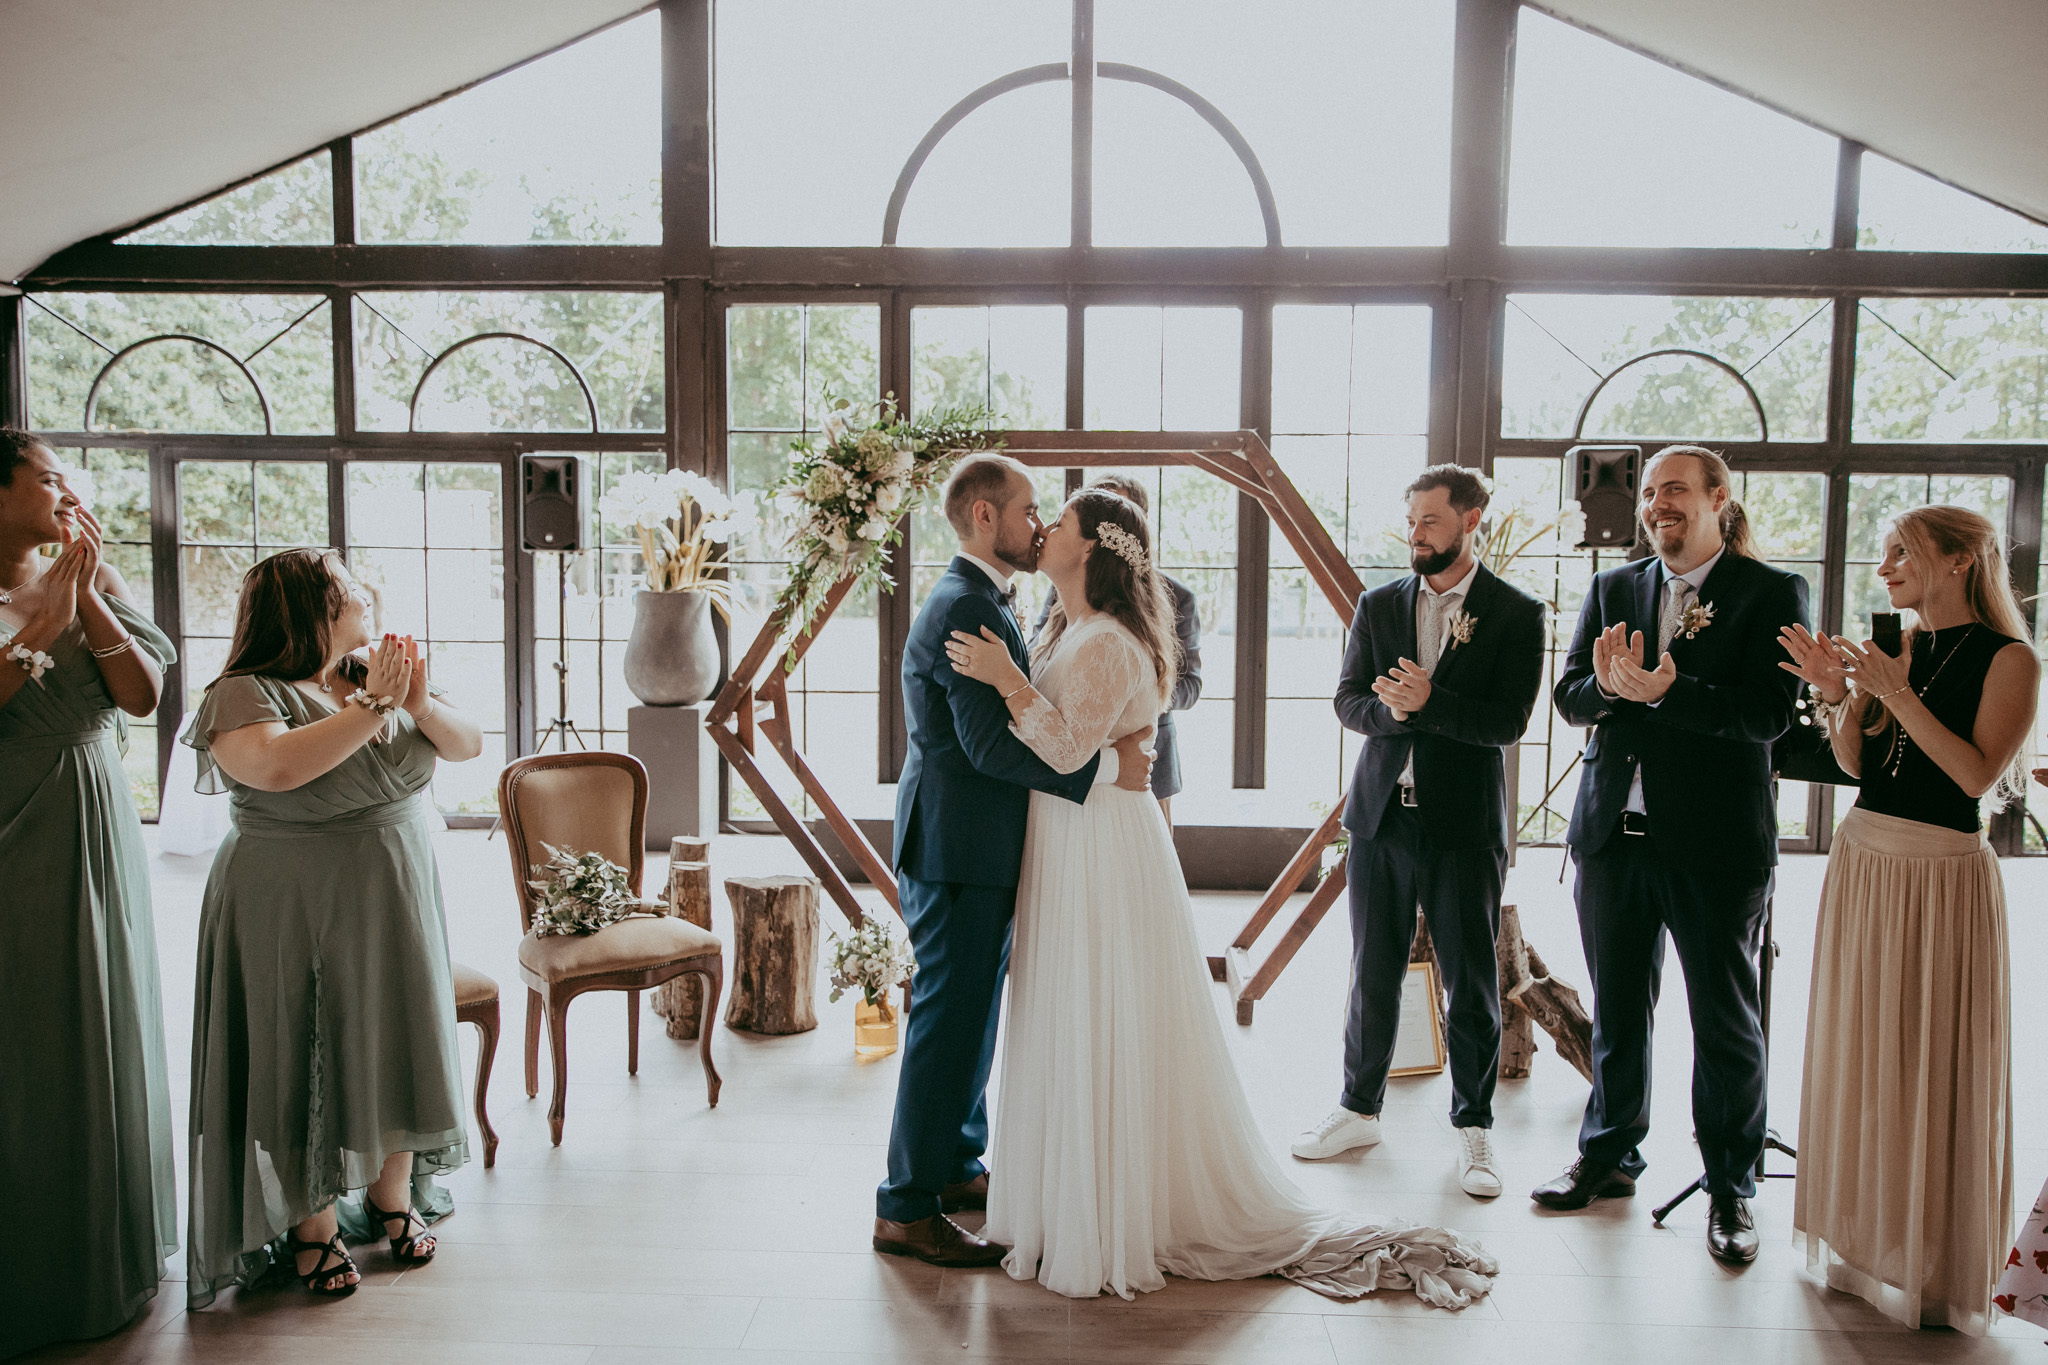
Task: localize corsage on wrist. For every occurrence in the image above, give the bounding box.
[347,687,399,716]
[6,642,54,684]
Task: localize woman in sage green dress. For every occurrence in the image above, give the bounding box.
[183,547,483,1305]
[1,430,178,1357]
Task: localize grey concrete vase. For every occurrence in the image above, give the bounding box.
[623,589,720,706]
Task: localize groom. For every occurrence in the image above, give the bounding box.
[875,453,1153,1267]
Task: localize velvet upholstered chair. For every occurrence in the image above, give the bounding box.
[498,751,723,1144]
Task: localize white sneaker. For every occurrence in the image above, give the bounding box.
[1291,1109,1382,1160]
[1456,1126,1502,1198]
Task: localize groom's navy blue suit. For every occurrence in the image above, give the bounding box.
[878,556,1099,1224]
[1556,548,1807,1198]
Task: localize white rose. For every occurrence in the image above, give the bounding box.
[874,483,903,514]
[859,516,889,540]
[888,450,915,479]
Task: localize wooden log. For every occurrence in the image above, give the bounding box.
[723,875,820,1035]
[651,860,715,1040]
[670,835,710,864]
[1495,904,1538,1080]
[1508,924,1596,1083]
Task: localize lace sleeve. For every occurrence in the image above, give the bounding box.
[1011,630,1150,774]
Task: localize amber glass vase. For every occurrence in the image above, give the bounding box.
[854,991,900,1058]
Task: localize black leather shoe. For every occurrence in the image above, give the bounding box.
[1706,1192,1759,1265]
[1530,1157,1636,1210]
[873,1214,1007,1268]
[940,1172,988,1213]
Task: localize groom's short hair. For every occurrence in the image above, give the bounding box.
[1405,464,1491,516]
[943,453,1030,537]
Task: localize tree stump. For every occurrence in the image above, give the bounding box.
[1500,905,1595,1083]
[650,860,715,1039]
[670,835,710,864]
[723,875,820,1035]
[1495,904,1538,1079]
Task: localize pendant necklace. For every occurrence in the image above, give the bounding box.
[1882,623,1978,778]
[0,565,43,605]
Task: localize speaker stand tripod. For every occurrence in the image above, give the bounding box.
[1651,898,1798,1224]
[537,550,588,754]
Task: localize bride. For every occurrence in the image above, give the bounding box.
[944,486,1496,1306]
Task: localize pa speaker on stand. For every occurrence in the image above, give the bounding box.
[520,454,590,753]
[1568,444,1642,551]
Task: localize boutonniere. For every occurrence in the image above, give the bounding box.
[1445,608,1476,649]
[1676,600,1716,640]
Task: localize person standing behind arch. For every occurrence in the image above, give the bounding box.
[0,430,179,1357]
[1033,474,1202,825]
[1535,445,1809,1269]
[1781,505,2036,1334]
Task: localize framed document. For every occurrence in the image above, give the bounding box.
[1388,960,1448,1077]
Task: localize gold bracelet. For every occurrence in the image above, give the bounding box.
[1001,681,1033,701]
[89,635,134,659]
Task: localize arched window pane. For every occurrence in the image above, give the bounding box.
[1095,0,1453,246]
[1578,354,1764,441]
[716,0,1066,246]
[895,82,1068,247]
[24,292,333,434]
[1092,78,1265,247]
[120,150,333,246]
[1854,298,2048,441]
[1506,10,1836,248]
[353,292,663,432]
[355,14,659,245]
[1857,153,2048,253]
[1501,294,1831,441]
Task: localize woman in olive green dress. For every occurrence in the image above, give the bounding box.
[183,547,483,1304]
[0,430,178,1357]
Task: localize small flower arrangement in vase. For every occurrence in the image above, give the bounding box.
[826,918,918,1058]
[527,844,648,937]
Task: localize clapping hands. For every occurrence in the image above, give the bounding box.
[363,633,414,706]
[1371,659,1432,720]
[1593,622,1678,703]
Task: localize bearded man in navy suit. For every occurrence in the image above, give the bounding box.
[1531,445,1808,1269]
[1292,465,1546,1202]
[874,453,1154,1268]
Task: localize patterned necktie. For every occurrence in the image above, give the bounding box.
[1419,592,1449,674]
[1657,578,1694,655]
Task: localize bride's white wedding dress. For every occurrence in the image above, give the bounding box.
[983,614,1497,1306]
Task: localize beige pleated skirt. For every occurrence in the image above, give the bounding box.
[1793,806,2012,1335]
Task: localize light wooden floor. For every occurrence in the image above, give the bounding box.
[30,828,2048,1364]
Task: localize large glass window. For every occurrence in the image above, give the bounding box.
[1858,153,2048,254]
[25,293,335,435]
[354,13,660,245]
[1094,0,1454,246]
[724,304,884,819]
[1843,474,2011,632]
[1270,303,1433,814]
[715,1,1068,246]
[353,291,663,433]
[118,151,334,247]
[1502,294,1832,441]
[1506,9,1836,249]
[1853,299,2048,442]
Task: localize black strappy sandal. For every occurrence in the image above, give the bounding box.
[361,1193,436,1265]
[286,1233,359,1297]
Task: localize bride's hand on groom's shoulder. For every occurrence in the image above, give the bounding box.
[947,625,1025,692]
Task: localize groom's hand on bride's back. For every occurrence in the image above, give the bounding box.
[1113,727,1155,792]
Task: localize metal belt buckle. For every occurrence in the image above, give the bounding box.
[1400,786,1419,808]
[1621,811,1648,836]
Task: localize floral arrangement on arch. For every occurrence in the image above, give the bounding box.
[598,467,744,617]
[826,918,917,1022]
[769,394,1000,647]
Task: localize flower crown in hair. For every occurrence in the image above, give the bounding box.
[1095,521,1149,573]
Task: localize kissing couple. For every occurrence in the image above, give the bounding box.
[871,452,1498,1305]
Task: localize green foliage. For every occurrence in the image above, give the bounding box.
[1855,299,2048,441]
[121,152,334,246]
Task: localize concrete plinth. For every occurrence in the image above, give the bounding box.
[628,703,718,850]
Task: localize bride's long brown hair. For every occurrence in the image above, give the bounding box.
[1033,488,1178,708]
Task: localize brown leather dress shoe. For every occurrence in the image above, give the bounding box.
[1530,1157,1636,1210]
[940,1173,989,1213]
[873,1214,1007,1267]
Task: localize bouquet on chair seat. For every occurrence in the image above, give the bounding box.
[528,844,647,937]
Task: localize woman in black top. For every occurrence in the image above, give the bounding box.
[1779,504,2036,1334]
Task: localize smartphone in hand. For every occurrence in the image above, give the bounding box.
[1872,611,1903,657]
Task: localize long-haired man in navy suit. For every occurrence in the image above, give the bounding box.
[1531,445,1808,1268]
[874,453,1155,1267]
[1291,465,1546,1201]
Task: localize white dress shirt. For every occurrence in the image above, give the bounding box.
[956,549,1121,785]
[1620,547,1723,814]
[1397,559,1480,789]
